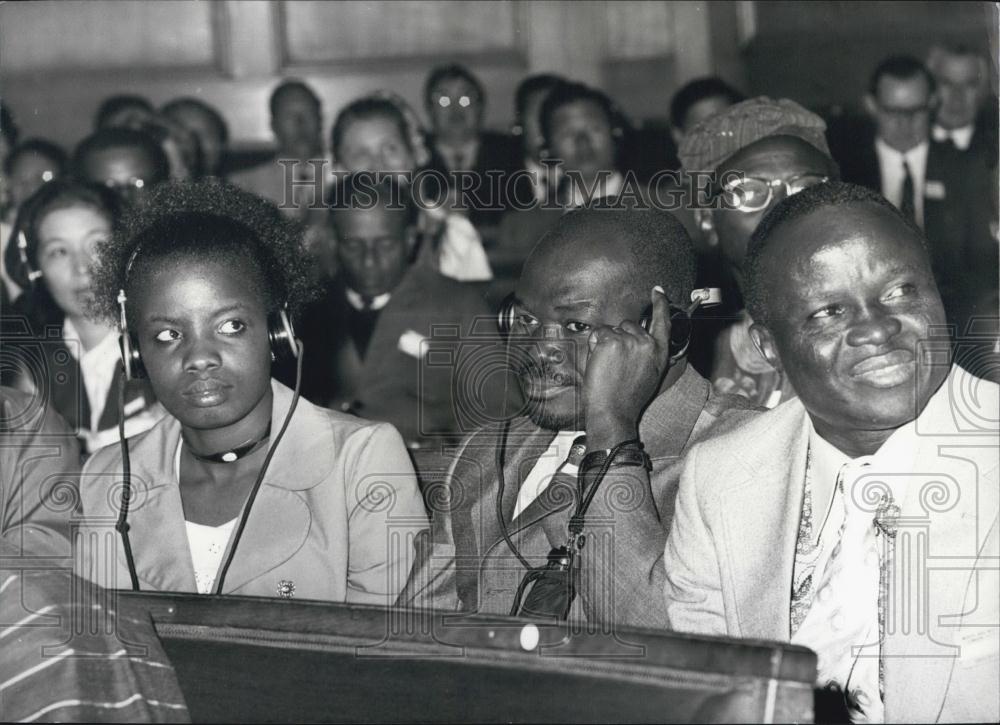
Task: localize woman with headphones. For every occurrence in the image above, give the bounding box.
[3,179,163,454]
[76,179,427,602]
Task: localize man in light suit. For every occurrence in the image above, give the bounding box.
[401,207,759,628]
[663,182,999,722]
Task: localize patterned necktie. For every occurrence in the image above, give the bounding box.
[792,452,895,723]
[899,160,916,223]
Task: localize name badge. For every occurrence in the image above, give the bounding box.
[925,180,947,200]
[397,330,428,359]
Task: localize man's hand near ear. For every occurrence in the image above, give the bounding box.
[583,285,672,449]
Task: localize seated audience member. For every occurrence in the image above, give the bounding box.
[77,179,426,601]
[400,208,759,627]
[681,97,838,408]
[73,127,171,209]
[423,63,520,232]
[837,55,995,327]
[927,43,998,162]
[4,138,68,215]
[230,79,325,207]
[161,97,230,178]
[1,385,80,555]
[5,180,162,454]
[331,93,491,281]
[230,79,331,255]
[1,386,191,723]
[496,82,630,279]
[664,182,999,723]
[510,73,565,207]
[291,174,510,451]
[94,93,156,131]
[2,138,67,300]
[665,77,746,257]
[669,77,746,149]
[94,93,201,179]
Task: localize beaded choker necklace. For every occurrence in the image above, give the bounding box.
[184,424,272,464]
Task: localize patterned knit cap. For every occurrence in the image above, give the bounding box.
[679,96,830,172]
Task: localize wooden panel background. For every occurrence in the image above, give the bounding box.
[0,0,219,73]
[280,1,523,64]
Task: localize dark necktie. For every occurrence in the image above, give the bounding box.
[348,298,380,359]
[900,160,916,224]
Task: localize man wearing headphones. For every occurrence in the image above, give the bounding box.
[401,207,759,629]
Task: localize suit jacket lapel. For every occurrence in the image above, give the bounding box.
[213,484,312,594]
[720,402,809,640]
[125,424,197,592]
[483,424,555,552]
[884,412,996,721]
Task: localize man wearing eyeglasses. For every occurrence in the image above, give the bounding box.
[424,63,520,232]
[682,97,838,409]
[838,55,995,336]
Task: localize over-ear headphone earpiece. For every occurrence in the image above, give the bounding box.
[118,289,145,381]
[16,231,44,283]
[268,306,300,362]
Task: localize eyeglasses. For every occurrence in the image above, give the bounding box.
[104,177,147,191]
[434,94,477,109]
[717,174,829,213]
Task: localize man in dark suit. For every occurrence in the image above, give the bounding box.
[400,207,759,629]
[927,43,998,165]
[291,175,512,452]
[424,64,520,233]
[836,55,995,330]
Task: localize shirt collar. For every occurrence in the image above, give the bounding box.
[875,137,929,167]
[345,288,392,311]
[61,317,119,362]
[566,171,625,209]
[806,367,957,473]
[933,124,975,150]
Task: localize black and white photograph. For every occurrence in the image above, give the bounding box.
[0,1,997,722]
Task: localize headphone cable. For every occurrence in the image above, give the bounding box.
[116,372,141,591]
[214,339,304,595]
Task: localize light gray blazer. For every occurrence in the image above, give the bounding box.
[664,365,999,722]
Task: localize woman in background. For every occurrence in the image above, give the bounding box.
[4,179,162,454]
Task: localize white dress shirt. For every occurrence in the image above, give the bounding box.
[875,138,929,228]
[791,417,916,723]
[185,518,238,594]
[345,288,391,311]
[513,430,585,520]
[932,124,975,151]
[565,171,626,210]
[63,318,164,451]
